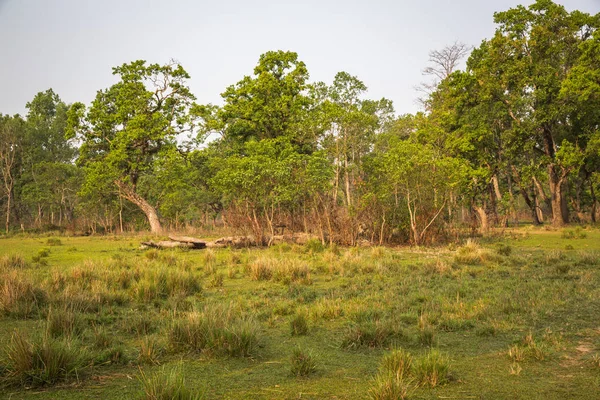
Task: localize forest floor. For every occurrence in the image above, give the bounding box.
[1,226,600,399]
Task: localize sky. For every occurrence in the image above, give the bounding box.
[1,0,599,117]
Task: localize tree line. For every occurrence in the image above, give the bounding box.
[1,0,599,244]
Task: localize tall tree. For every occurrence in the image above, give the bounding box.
[0,115,25,233]
[67,61,197,233]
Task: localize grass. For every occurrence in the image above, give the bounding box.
[0,229,600,398]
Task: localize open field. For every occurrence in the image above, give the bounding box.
[1,227,600,399]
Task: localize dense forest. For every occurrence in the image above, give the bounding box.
[1,0,599,244]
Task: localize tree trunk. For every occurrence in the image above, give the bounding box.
[474,205,489,234]
[5,185,11,234]
[548,165,568,227]
[116,181,162,233]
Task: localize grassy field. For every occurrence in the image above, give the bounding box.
[1,227,600,399]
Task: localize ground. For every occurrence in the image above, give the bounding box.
[0,226,600,399]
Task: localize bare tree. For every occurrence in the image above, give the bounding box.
[416,41,471,107]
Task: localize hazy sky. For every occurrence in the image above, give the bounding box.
[1,0,598,117]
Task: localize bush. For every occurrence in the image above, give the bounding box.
[290,347,317,377]
[3,331,85,387]
[138,366,202,400]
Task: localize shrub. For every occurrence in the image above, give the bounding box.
[3,331,85,387]
[290,313,309,336]
[138,366,202,400]
[290,347,317,377]
[413,349,450,388]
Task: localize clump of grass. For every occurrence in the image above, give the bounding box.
[342,320,403,349]
[413,349,450,388]
[454,240,493,265]
[144,249,160,260]
[562,228,587,239]
[138,366,202,400]
[137,336,161,365]
[380,348,413,378]
[249,257,273,281]
[369,372,412,400]
[0,272,47,318]
[496,243,512,256]
[122,313,159,336]
[94,345,130,366]
[168,306,258,357]
[45,307,83,339]
[290,346,317,377]
[507,333,548,362]
[46,238,62,246]
[305,239,325,253]
[273,259,311,284]
[311,298,344,320]
[92,326,113,349]
[3,330,85,387]
[0,254,29,270]
[209,273,224,288]
[290,313,309,336]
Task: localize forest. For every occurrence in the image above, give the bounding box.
[2,0,599,245]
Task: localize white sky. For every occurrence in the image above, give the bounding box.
[1,0,598,117]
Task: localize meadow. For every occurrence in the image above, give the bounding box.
[1,227,600,399]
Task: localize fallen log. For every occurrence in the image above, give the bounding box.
[168,235,207,249]
[141,240,195,249]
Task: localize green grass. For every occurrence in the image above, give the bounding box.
[1,229,600,398]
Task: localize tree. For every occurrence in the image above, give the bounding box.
[208,50,313,150]
[67,61,197,233]
[473,0,598,226]
[0,115,25,233]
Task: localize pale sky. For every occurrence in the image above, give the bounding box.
[1,0,598,117]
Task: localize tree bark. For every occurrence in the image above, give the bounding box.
[116,181,162,233]
[548,165,568,227]
[474,205,489,234]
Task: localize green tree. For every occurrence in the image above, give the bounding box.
[0,115,25,233]
[67,61,197,233]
